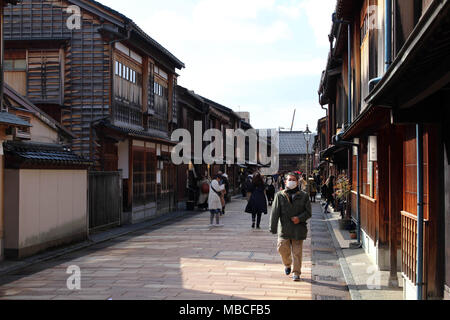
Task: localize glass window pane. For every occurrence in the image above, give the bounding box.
[14,59,27,70]
[4,60,14,71]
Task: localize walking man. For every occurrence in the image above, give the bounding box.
[270,172,312,281]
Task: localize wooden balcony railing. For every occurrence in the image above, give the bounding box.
[401,211,428,285]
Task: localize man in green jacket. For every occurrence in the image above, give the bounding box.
[270,172,312,281]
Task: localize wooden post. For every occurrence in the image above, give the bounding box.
[128,138,133,211]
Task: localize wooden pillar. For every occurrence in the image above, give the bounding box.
[128,138,133,211]
[378,127,390,250]
[425,124,445,299]
[388,124,403,286]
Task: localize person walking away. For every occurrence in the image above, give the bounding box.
[245,173,268,229]
[308,177,318,203]
[278,174,286,191]
[323,175,335,214]
[300,174,308,192]
[240,171,247,198]
[220,173,230,215]
[270,173,312,281]
[208,174,226,227]
[245,172,254,200]
[265,176,276,206]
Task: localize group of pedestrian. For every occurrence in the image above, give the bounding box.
[196,165,339,283]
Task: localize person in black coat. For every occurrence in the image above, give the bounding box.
[245,173,268,229]
[323,175,335,214]
[265,176,276,206]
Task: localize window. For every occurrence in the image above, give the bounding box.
[154,65,168,80]
[115,60,142,85]
[4,59,27,71]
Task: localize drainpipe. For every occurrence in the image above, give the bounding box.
[385,0,392,71]
[332,14,352,129]
[347,24,352,128]
[416,123,424,300]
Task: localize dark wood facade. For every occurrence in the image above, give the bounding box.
[2,0,185,223]
[319,0,450,299]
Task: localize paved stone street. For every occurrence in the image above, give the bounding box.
[0,198,349,300]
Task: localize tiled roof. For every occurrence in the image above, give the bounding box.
[99,121,174,144]
[0,112,31,127]
[279,131,316,155]
[77,0,184,69]
[3,141,91,166]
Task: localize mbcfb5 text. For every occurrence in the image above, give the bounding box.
[223,305,271,316]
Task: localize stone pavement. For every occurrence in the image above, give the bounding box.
[0,198,349,300]
[325,208,404,300]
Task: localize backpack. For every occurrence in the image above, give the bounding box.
[201,182,210,194]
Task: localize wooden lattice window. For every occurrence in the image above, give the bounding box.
[27,49,62,104]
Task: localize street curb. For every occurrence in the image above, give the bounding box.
[324,212,363,301]
[0,208,204,277]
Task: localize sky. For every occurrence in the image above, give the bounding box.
[101,0,336,133]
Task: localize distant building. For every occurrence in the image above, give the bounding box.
[236,112,250,125]
[279,131,315,174]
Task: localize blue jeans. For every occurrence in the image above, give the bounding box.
[210,209,221,224]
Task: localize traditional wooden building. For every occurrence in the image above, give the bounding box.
[2,0,185,224]
[319,0,450,300]
[199,95,243,195]
[175,85,206,209]
[2,84,90,259]
[279,131,315,174]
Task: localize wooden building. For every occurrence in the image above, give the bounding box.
[279,131,315,174]
[175,85,206,209]
[319,0,450,300]
[2,0,185,224]
[199,95,244,195]
[2,84,90,259]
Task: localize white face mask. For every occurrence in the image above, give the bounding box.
[286,181,298,190]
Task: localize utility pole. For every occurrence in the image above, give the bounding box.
[304,125,312,179]
[290,109,296,132]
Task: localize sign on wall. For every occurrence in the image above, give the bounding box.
[369,136,378,162]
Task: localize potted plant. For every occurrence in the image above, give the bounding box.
[336,174,353,230]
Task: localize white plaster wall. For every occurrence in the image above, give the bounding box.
[118,140,129,179]
[5,169,87,250]
[29,117,59,144]
[403,276,418,300]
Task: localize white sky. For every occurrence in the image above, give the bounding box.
[101,0,336,132]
